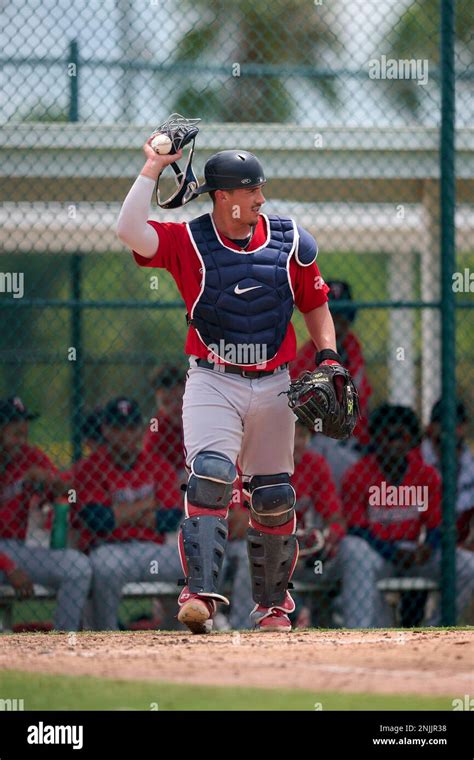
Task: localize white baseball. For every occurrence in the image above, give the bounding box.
[150,133,173,155]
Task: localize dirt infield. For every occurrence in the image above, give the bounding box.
[1,629,473,698]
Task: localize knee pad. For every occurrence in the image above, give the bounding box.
[247,473,296,527]
[187,450,237,509]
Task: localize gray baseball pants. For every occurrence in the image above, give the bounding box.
[0,538,92,631]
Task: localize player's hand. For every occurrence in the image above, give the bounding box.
[324,527,342,560]
[6,567,34,599]
[318,359,345,403]
[23,466,54,484]
[143,137,183,167]
[393,548,416,570]
[413,544,432,566]
[131,494,157,525]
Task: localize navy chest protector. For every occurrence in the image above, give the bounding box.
[186,213,317,365]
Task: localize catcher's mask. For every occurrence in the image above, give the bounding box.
[153,113,201,209]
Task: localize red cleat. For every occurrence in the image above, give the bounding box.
[251,591,295,632]
[177,587,217,635]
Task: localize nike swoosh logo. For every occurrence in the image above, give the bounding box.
[234,284,263,295]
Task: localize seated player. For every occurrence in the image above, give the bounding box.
[336,405,443,628]
[144,365,186,479]
[291,280,372,452]
[72,397,184,630]
[291,421,345,625]
[0,551,33,599]
[422,399,474,548]
[0,396,92,631]
[421,399,474,617]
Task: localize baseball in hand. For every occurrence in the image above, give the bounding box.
[150,133,173,155]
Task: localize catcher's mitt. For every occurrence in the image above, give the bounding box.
[152,113,201,209]
[285,364,360,440]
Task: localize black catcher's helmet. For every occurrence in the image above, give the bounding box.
[195,150,266,195]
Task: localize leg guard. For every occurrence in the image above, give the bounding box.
[247,528,298,608]
[180,515,229,604]
[247,473,296,528]
[187,450,237,509]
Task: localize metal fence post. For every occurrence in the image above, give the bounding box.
[70,254,84,463]
[68,39,79,123]
[439,0,457,626]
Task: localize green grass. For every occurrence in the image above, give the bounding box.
[10,598,156,627]
[0,670,457,711]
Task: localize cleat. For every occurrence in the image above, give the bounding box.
[177,588,216,635]
[256,608,292,632]
[251,590,294,632]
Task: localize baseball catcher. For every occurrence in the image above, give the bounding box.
[117,113,359,634]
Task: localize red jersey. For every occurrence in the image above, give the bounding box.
[292,450,344,538]
[0,552,15,573]
[71,445,182,550]
[133,215,329,370]
[291,331,372,444]
[143,414,184,472]
[341,451,441,542]
[0,445,58,541]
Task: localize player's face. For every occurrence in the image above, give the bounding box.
[83,437,102,457]
[0,420,28,454]
[429,421,465,453]
[376,425,413,460]
[103,424,143,459]
[227,185,266,225]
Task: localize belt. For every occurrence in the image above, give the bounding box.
[195,358,288,379]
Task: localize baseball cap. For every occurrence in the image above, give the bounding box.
[327,280,356,323]
[369,404,421,443]
[103,397,142,428]
[0,396,40,425]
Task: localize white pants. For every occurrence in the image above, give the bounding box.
[182,364,295,476]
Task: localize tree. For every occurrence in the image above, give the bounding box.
[388,0,473,113]
[171,0,340,123]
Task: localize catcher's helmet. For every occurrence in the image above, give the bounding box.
[195,150,266,195]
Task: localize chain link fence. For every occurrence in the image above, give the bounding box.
[0,0,473,632]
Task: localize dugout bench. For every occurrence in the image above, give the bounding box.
[0,580,327,631]
[0,578,439,631]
